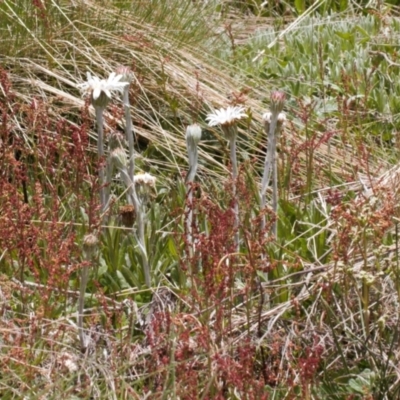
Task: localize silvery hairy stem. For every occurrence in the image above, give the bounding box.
[185,148,198,255]
[260,115,278,235]
[122,87,135,180]
[116,78,150,287]
[79,234,98,351]
[229,133,240,252]
[272,145,278,237]
[185,124,201,259]
[95,107,107,212]
[119,167,151,287]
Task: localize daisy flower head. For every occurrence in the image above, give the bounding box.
[134,172,156,188]
[134,172,157,206]
[206,106,247,127]
[77,72,128,109]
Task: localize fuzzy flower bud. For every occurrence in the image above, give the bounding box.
[270,91,286,115]
[115,66,134,84]
[108,131,126,150]
[111,147,128,170]
[119,204,136,227]
[82,234,99,258]
[185,124,201,184]
[186,124,202,146]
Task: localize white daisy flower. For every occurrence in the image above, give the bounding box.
[206,106,247,127]
[134,172,156,206]
[77,72,128,108]
[134,172,156,188]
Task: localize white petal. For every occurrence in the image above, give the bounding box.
[108,72,116,81]
[114,74,123,82]
[92,87,101,100]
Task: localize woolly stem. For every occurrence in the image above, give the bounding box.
[119,168,151,287]
[122,87,135,180]
[119,87,150,287]
[260,115,278,235]
[229,134,239,252]
[272,145,278,238]
[95,107,107,212]
[185,138,199,256]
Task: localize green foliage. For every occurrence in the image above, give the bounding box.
[218,0,380,17]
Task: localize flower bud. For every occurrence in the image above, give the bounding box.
[111,147,128,170]
[270,91,286,115]
[108,131,126,150]
[119,204,136,227]
[115,66,134,84]
[186,124,202,146]
[83,234,99,258]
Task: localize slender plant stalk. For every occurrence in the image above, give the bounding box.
[78,233,98,350]
[206,107,246,252]
[260,115,278,235]
[119,166,150,287]
[78,264,89,349]
[272,139,279,238]
[122,87,135,179]
[95,107,107,212]
[186,182,196,258]
[135,201,150,287]
[229,134,239,252]
[120,84,151,287]
[260,91,286,238]
[185,124,201,266]
[78,72,129,214]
